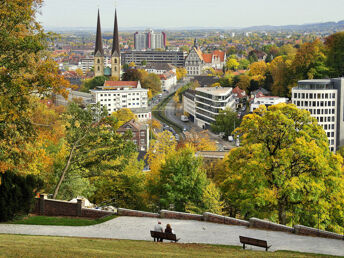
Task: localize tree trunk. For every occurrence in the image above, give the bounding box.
[278,201,287,225]
[52,145,76,199]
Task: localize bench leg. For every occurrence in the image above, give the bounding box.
[243,243,245,250]
[154,238,156,242]
[266,247,268,252]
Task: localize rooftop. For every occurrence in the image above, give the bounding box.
[195,87,232,96]
[298,79,332,85]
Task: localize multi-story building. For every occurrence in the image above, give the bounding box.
[117,119,150,152]
[292,78,344,152]
[90,80,151,121]
[250,95,289,112]
[185,39,226,76]
[134,29,166,50]
[160,71,177,92]
[121,51,184,67]
[183,89,196,122]
[139,63,176,75]
[185,39,204,76]
[183,87,235,129]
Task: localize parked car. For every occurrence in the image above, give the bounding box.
[228,136,234,142]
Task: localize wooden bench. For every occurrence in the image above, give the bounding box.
[150,231,180,242]
[239,236,271,251]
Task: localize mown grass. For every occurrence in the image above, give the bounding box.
[0,234,331,258]
[6,215,117,226]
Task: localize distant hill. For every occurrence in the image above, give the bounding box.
[240,21,344,32]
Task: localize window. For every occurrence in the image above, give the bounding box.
[97,59,100,64]
[115,67,117,71]
[115,59,117,64]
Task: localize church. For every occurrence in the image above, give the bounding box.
[94,9,121,79]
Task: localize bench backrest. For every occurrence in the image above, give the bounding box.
[150,231,177,241]
[239,236,267,248]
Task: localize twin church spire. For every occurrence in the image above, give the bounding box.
[94,9,121,78]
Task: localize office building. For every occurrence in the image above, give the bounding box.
[121,51,184,67]
[134,29,166,50]
[292,78,344,152]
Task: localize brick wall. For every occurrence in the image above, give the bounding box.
[249,218,294,233]
[203,212,249,227]
[117,208,159,218]
[160,210,203,221]
[33,195,114,219]
[294,225,344,240]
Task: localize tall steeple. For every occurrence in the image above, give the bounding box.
[94,9,104,77]
[111,9,121,79]
[94,9,104,57]
[111,9,120,57]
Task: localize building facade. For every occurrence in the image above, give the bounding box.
[292,78,344,152]
[250,96,289,112]
[185,39,204,76]
[121,51,184,67]
[117,119,150,152]
[134,29,166,50]
[183,87,236,129]
[90,80,151,121]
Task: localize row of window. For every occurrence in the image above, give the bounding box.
[293,92,336,99]
[188,71,200,75]
[306,108,336,115]
[294,100,335,107]
[100,93,143,97]
[322,123,335,130]
[313,115,335,122]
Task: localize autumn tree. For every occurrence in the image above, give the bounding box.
[141,73,162,95]
[122,69,141,81]
[80,76,106,92]
[221,104,344,233]
[249,61,268,85]
[111,108,137,128]
[181,130,217,151]
[325,32,344,77]
[226,58,239,71]
[236,75,251,93]
[268,56,292,97]
[0,0,68,175]
[290,39,329,81]
[176,67,187,81]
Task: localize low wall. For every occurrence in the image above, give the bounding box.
[249,218,294,233]
[203,212,249,226]
[81,208,114,219]
[117,208,159,218]
[33,195,113,219]
[294,225,344,240]
[160,210,203,221]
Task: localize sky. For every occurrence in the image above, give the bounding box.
[38,0,344,30]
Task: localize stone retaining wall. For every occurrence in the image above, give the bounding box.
[203,212,249,226]
[294,225,344,240]
[250,218,294,233]
[33,195,113,219]
[117,208,159,218]
[160,210,203,221]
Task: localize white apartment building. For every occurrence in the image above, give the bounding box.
[292,78,344,152]
[90,81,151,121]
[183,89,196,122]
[250,96,289,112]
[134,29,166,50]
[194,87,236,129]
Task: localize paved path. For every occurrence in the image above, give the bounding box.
[0,217,343,256]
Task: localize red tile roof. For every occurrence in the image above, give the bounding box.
[202,53,213,63]
[213,50,226,62]
[104,81,138,88]
[232,86,247,98]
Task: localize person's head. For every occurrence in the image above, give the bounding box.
[166,224,171,229]
[158,221,161,225]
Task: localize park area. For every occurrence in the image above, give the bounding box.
[0,234,330,257]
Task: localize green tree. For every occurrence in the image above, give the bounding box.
[81,76,106,92]
[221,104,344,233]
[149,147,220,213]
[122,69,141,81]
[211,108,240,138]
[325,32,344,77]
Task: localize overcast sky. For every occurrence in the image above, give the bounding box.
[38,0,344,29]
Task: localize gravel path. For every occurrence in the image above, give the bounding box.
[0,216,343,256]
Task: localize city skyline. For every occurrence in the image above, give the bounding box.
[38,0,344,30]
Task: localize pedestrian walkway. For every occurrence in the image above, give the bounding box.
[0,216,343,256]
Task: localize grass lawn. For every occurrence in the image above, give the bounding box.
[6,215,117,226]
[0,234,329,257]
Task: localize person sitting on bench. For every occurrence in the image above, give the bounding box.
[154,221,163,242]
[165,224,174,234]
